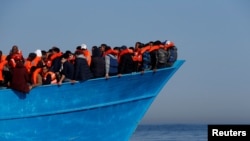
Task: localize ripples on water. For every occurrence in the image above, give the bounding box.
[130,124,207,141]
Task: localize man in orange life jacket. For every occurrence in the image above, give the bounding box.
[41,65,57,85]
[58,53,74,85]
[80,44,91,66]
[24,52,37,73]
[49,46,62,73]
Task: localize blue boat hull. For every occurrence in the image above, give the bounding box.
[0,60,185,141]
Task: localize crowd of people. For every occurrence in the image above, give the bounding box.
[0,40,177,93]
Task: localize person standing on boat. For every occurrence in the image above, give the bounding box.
[65,50,75,65]
[73,50,93,81]
[118,45,134,75]
[80,44,91,66]
[58,53,74,85]
[90,46,105,78]
[10,56,32,93]
[36,50,49,67]
[24,52,37,73]
[132,42,143,72]
[49,46,63,73]
[104,46,119,79]
[99,43,107,57]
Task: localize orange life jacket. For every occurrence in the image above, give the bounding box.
[33,56,41,66]
[1,55,6,62]
[159,44,165,49]
[9,53,23,68]
[139,45,150,55]
[82,50,91,66]
[46,60,52,67]
[25,55,41,73]
[31,68,42,84]
[0,60,7,81]
[103,49,119,57]
[43,71,57,84]
[24,60,32,73]
[132,51,140,62]
[118,49,133,63]
[148,45,160,52]
[50,52,62,61]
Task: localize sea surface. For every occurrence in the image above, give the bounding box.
[130,124,207,141]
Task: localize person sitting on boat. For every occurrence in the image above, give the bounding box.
[30,63,43,88]
[65,50,75,65]
[73,50,93,81]
[58,53,74,85]
[90,46,105,78]
[10,55,32,93]
[41,65,57,85]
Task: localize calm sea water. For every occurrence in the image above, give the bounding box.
[130,124,207,141]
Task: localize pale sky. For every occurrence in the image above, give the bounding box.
[1,0,250,124]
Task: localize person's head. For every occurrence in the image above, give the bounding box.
[92,47,102,57]
[81,44,87,50]
[100,44,107,52]
[61,53,69,63]
[65,50,74,61]
[51,46,60,54]
[153,40,162,45]
[76,46,81,50]
[27,52,37,61]
[41,50,47,60]
[104,46,111,52]
[91,46,98,51]
[74,49,82,56]
[129,47,135,51]
[135,42,141,50]
[42,65,49,73]
[113,47,120,54]
[11,45,19,54]
[149,41,154,46]
[35,49,42,57]
[120,45,127,51]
